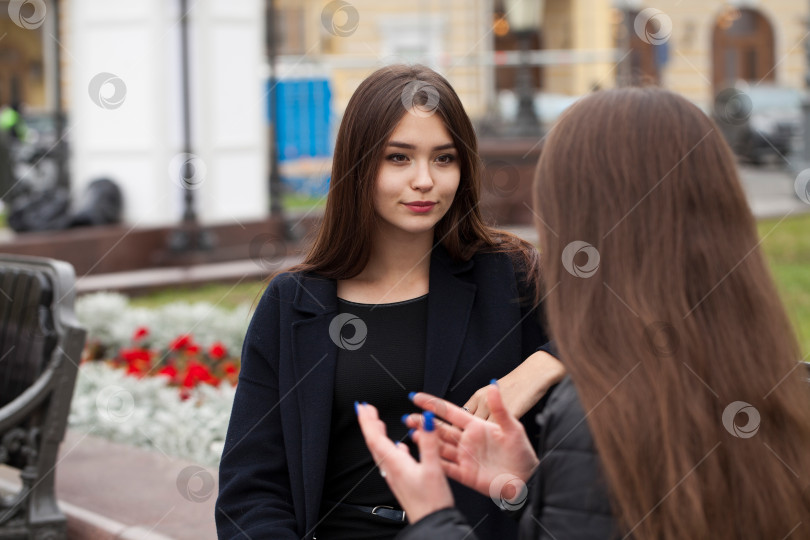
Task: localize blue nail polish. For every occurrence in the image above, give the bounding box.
[407,428,415,439]
[362,402,368,406]
[354,401,359,414]
[408,392,417,401]
[401,414,410,425]
[424,411,435,432]
[490,378,498,386]
[395,441,400,447]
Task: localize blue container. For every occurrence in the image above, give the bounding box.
[269,78,332,161]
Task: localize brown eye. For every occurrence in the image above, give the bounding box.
[386,153,408,163]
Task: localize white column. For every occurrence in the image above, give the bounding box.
[69,0,267,226]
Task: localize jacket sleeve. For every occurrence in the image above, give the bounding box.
[395,508,478,540]
[512,250,550,361]
[537,340,558,359]
[215,280,299,539]
[523,377,616,539]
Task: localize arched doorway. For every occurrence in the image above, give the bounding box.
[712,7,775,92]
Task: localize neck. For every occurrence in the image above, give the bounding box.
[354,226,434,298]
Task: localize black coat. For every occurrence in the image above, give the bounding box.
[397,376,617,540]
[215,245,549,539]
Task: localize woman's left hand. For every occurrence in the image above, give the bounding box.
[463,350,565,420]
[356,402,455,524]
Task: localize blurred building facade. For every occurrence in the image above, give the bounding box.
[621,0,809,109]
[1,0,809,225]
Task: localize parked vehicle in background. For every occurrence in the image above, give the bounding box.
[713,85,803,165]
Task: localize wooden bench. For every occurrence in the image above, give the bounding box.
[0,255,86,539]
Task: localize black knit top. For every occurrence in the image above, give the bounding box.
[317,294,428,539]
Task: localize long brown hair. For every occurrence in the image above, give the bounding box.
[535,87,810,538]
[290,64,537,282]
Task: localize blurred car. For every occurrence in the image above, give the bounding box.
[713,85,803,165]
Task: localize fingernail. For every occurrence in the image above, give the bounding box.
[354,401,359,414]
[408,391,417,401]
[362,402,368,406]
[401,414,410,425]
[490,379,498,386]
[407,428,415,439]
[424,411,435,432]
[395,441,400,447]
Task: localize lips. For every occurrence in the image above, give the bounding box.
[403,201,437,213]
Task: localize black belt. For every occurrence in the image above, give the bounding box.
[338,503,406,522]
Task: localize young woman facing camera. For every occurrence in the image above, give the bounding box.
[359,87,810,539]
[215,65,563,540]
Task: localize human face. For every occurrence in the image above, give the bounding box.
[373,111,460,240]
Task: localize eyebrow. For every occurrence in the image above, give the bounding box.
[387,141,456,151]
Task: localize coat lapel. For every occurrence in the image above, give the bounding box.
[289,274,338,533]
[423,246,477,398]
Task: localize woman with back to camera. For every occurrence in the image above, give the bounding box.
[215,64,564,539]
[358,86,810,539]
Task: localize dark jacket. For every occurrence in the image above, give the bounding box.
[216,245,549,539]
[398,376,617,540]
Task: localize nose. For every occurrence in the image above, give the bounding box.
[411,160,434,192]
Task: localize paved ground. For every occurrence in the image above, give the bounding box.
[0,431,217,539]
[738,163,810,219]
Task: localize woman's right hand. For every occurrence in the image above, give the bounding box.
[407,383,539,502]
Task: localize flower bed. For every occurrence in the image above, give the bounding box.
[70,292,252,465]
[69,362,235,467]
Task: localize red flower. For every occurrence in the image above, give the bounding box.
[186,344,201,355]
[120,348,150,365]
[170,334,193,351]
[120,348,151,376]
[209,342,227,360]
[223,361,238,375]
[133,326,150,341]
[182,361,219,388]
[158,365,178,379]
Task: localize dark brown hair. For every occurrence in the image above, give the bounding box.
[290,64,537,282]
[534,87,810,538]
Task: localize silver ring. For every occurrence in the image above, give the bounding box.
[380,469,387,478]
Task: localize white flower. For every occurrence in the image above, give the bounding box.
[69,363,234,467]
[76,292,252,356]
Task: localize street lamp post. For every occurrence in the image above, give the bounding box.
[267,0,283,221]
[169,0,214,253]
[789,0,810,176]
[504,0,545,137]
